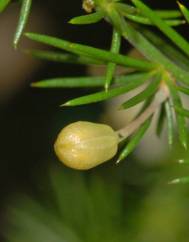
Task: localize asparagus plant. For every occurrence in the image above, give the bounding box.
[2,0,189,176]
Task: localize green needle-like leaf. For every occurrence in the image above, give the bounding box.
[25,32,155,70]
[69,11,103,25]
[0,0,10,12]
[105,29,121,91]
[117,118,151,163]
[141,29,189,71]
[114,2,136,15]
[134,95,154,119]
[14,0,32,48]
[122,14,184,26]
[31,72,151,89]
[165,100,174,148]
[62,72,152,106]
[174,105,189,118]
[166,78,188,149]
[178,2,189,24]
[121,73,161,109]
[31,76,108,88]
[155,10,182,19]
[156,103,166,137]
[121,20,189,85]
[26,49,103,65]
[177,85,189,96]
[132,0,189,57]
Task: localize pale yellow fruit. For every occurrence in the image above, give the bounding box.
[54,121,118,170]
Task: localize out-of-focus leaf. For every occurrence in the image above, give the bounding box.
[174,105,189,118]
[177,85,189,96]
[26,49,103,65]
[5,166,130,242]
[49,167,93,234]
[6,197,81,242]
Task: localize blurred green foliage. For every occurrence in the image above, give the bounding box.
[4,162,189,242]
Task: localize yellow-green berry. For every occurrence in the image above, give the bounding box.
[54,121,118,170]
